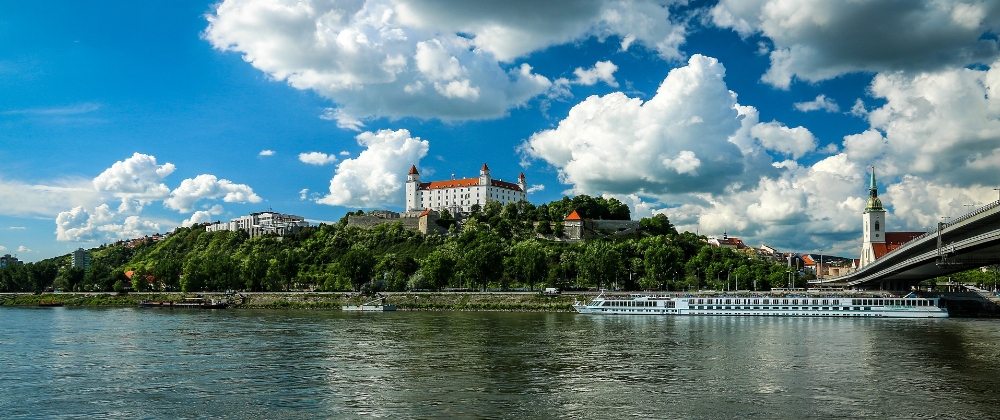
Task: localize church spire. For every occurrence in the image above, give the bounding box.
[865,166,884,213]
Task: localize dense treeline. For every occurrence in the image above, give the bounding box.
[0,195,808,293]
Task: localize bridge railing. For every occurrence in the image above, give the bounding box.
[878,198,1000,261]
[813,198,1000,284]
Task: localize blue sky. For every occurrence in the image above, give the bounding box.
[2,0,1000,261]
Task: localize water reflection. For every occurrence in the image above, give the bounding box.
[1,308,999,419]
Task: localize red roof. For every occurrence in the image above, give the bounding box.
[417,178,523,191]
[518,172,525,179]
[419,209,432,217]
[565,210,582,221]
[408,165,419,175]
[481,163,489,171]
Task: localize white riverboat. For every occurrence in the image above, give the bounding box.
[573,292,948,318]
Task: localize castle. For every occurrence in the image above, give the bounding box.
[405,163,527,214]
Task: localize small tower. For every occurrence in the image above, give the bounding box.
[479,163,492,186]
[860,166,886,267]
[517,172,527,195]
[405,165,421,211]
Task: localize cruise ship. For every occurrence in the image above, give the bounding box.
[573,292,948,318]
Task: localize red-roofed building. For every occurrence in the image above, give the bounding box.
[405,163,527,214]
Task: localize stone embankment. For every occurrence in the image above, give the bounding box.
[0,292,581,312]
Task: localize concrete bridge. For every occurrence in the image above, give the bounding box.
[811,200,1000,290]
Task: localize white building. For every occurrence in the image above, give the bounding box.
[405,163,527,214]
[205,211,309,237]
[859,167,922,268]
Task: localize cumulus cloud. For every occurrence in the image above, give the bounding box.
[299,188,309,200]
[17,246,31,253]
[750,121,817,159]
[318,128,429,207]
[794,94,840,113]
[54,203,159,242]
[92,152,175,202]
[204,0,687,125]
[864,62,1000,185]
[572,60,619,87]
[522,54,775,196]
[298,152,339,166]
[181,204,225,227]
[259,149,275,156]
[711,0,1000,88]
[0,246,6,252]
[49,153,263,242]
[164,174,262,213]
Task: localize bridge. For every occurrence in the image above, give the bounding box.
[811,199,1000,290]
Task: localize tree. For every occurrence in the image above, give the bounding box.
[510,240,548,290]
[340,248,376,292]
[640,213,677,236]
[579,241,623,289]
[422,250,455,291]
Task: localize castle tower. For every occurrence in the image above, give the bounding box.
[517,172,527,194]
[479,163,491,186]
[405,165,421,211]
[860,166,886,267]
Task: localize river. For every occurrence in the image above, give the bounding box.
[2,307,999,419]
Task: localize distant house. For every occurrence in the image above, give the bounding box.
[561,209,639,240]
[708,232,746,249]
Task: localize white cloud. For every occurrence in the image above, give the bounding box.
[92,152,175,203]
[711,0,1000,88]
[318,128,429,207]
[750,121,817,159]
[17,246,31,253]
[526,185,545,194]
[864,62,1000,185]
[0,175,100,218]
[181,204,225,227]
[299,188,309,200]
[794,94,839,113]
[572,60,619,87]
[204,0,687,124]
[164,174,262,213]
[259,149,275,156]
[339,151,351,156]
[298,152,339,166]
[9,226,26,230]
[522,54,776,196]
[0,246,6,252]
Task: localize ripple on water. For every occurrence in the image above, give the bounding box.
[0,308,999,419]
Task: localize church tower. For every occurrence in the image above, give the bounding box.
[405,165,421,211]
[860,166,886,267]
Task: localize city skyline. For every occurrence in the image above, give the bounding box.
[3,0,1000,261]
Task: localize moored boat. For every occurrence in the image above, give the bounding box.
[574,291,948,318]
[342,296,396,312]
[38,301,64,307]
[138,297,229,309]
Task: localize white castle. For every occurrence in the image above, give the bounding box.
[405,163,527,214]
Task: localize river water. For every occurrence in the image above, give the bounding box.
[2,307,999,419]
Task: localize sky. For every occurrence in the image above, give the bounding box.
[2,0,1000,262]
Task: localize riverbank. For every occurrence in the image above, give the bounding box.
[0,292,580,312]
[4,291,998,316]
